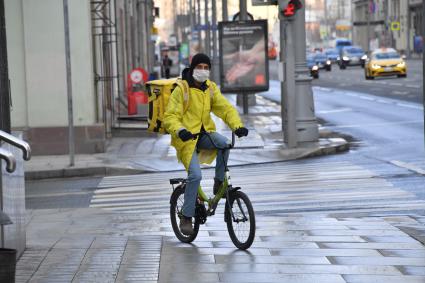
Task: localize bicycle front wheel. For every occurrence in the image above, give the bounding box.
[170,185,200,243]
[225,190,256,250]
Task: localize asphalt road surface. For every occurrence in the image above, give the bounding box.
[269,59,423,104]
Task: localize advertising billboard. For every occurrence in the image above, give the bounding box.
[219,20,269,93]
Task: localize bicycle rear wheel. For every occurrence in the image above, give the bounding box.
[225,190,255,250]
[170,185,200,243]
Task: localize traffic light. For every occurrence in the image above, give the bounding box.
[278,0,303,18]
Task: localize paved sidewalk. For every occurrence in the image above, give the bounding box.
[16,207,425,282]
[25,95,348,180]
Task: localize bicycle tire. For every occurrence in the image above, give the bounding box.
[225,190,256,250]
[170,185,200,243]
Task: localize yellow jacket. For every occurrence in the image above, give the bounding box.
[164,80,243,170]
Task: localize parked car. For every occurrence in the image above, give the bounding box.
[364,48,407,80]
[307,54,319,79]
[324,48,339,64]
[313,52,332,71]
[338,46,367,69]
[335,38,352,54]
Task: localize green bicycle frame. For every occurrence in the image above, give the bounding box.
[197,171,230,210]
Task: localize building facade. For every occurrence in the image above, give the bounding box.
[5,0,101,155]
[352,0,417,54]
[4,0,155,155]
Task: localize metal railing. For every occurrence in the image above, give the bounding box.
[0,130,31,259]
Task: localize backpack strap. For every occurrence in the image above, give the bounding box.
[175,79,190,112]
[208,81,215,106]
[209,84,215,100]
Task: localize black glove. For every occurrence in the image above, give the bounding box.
[178,129,194,142]
[235,127,249,138]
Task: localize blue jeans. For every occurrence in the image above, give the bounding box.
[182,132,230,217]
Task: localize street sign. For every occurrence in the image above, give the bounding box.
[169,35,177,47]
[129,68,148,84]
[252,0,277,5]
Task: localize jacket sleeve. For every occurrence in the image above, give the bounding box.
[164,86,184,135]
[210,82,244,131]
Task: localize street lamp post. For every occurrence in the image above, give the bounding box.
[222,0,228,21]
[204,0,210,56]
[197,0,202,51]
[280,18,297,148]
[211,0,218,82]
[293,1,318,142]
[239,0,250,115]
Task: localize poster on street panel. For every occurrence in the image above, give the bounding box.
[219,20,269,93]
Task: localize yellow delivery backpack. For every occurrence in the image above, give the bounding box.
[145,78,190,134]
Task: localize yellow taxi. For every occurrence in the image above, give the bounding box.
[364,48,407,80]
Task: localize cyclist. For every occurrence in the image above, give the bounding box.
[164,53,249,235]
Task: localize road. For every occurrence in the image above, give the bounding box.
[269,59,423,104]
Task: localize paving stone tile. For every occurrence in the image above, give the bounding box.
[210,229,308,237]
[54,236,95,249]
[261,235,367,242]
[159,262,402,275]
[399,266,425,276]
[163,247,271,256]
[318,242,425,250]
[362,236,419,243]
[255,224,352,231]
[160,253,215,263]
[345,225,398,230]
[214,254,331,264]
[72,271,117,282]
[329,256,425,266]
[213,240,319,249]
[343,274,425,283]
[309,229,406,236]
[159,271,219,283]
[28,275,75,283]
[379,249,425,258]
[171,241,214,248]
[271,248,381,257]
[116,272,159,281]
[219,273,346,283]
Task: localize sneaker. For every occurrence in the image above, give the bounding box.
[213,178,223,195]
[179,216,194,235]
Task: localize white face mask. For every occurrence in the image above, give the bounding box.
[192,69,210,83]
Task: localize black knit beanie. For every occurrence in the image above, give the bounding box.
[189,53,211,74]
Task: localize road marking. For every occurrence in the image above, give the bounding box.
[390,160,425,175]
[357,95,374,101]
[317,108,352,114]
[389,82,403,86]
[391,91,410,95]
[396,103,423,110]
[91,161,425,215]
[324,120,423,129]
[315,87,423,110]
[406,84,421,89]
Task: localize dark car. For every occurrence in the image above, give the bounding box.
[325,48,339,64]
[338,46,367,69]
[313,52,332,71]
[307,54,319,79]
